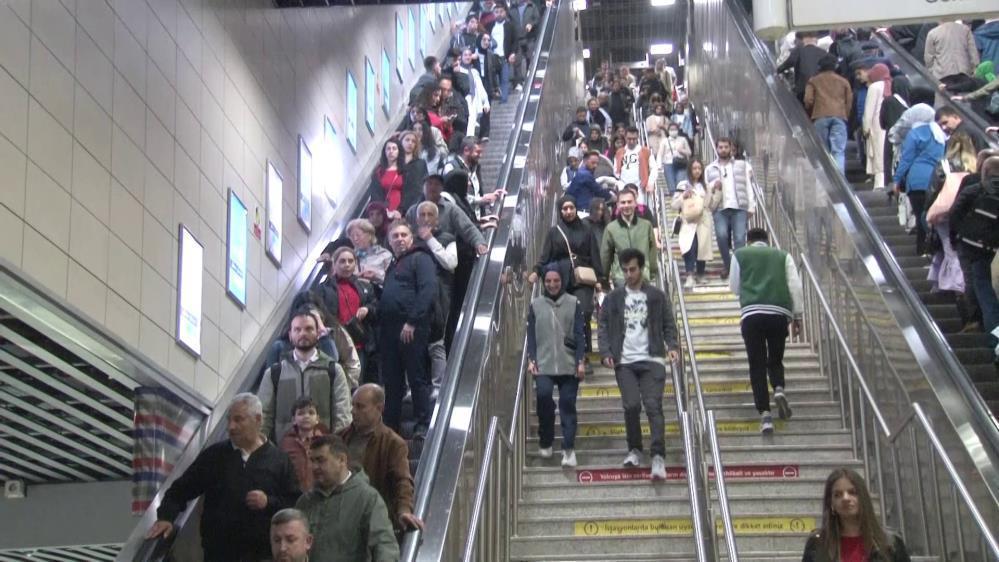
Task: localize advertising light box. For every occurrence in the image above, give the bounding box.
[298,136,313,232]
[176,225,204,356]
[346,71,358,152]
[365,57,376,134]
[382,49,392,115]
[226,189,248,307]
[266,160,283,265]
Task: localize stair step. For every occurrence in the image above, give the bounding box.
[526,431,853,453]
[531,402,841,422]
[510,534,696,558]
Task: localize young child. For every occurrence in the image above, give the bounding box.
[279,396,329,490]
[560,147,582,190]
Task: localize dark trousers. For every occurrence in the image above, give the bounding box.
[478,110,491,139]
[358,348,379,386]
[445,255,475,352]
[535,375,580,450]
[380,320,432,431]
[571,285,595,353]
[740,313,789,414]
[907,189,928,255]
[615,361,667,456]
[683,233,706,275]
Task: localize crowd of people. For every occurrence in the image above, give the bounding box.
[779,26,999,357]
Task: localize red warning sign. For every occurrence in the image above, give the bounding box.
[576,464,799,485]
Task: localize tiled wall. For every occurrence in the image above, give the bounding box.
[0,0,466,402]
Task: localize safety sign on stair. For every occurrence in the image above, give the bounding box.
[573,516,816,537]
[687,316,742,326]
[575,464,800,484]
[579,380,751,398]
[578,419,784,436]
[718,516,817,535]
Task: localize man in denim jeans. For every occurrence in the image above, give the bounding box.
[598,249,680,481]
[486,2,517,104]
[805,55,853,173]
[706,137,756,279]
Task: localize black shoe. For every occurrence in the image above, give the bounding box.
[720,268,730,280]
[413,424,428,440]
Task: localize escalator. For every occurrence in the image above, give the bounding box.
[687,0,999,558]
[115,3,539,559]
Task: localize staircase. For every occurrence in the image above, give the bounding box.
[852,187,999,413]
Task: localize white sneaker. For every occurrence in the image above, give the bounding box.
[760,412,775,434]
[774,388,792,420]
[539,446,553,459]
[515,84,524,92]
[651,455,667,480]
[561,449,577,468]
[684,275,695,289]
[622,448,642,467]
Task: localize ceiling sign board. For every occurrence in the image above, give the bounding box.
[788,0,999,29]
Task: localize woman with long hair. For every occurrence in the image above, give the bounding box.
[398,130,428,214]
[587,125,609,155]
[645,102,669,156]
[412,119,447,174]
[659,121,693,194]
[418,87,454,143]
[672,159,713,288]
[368,139,406,216]
[802,468,910,562]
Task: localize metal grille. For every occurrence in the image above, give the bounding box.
[0,544,121,562]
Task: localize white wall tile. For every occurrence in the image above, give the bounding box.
[73,86,112,170]
[0,203,25,267]
[28,36,75,131]
[138,314,170,367]
[24,161,71,248]
[75,30,114,115]
[105,289,140,347]
[147,11,177,87]
[107,233,142,305]
[148,0,179,40]
[146,108,175,182]
[109,180,144,253]
[141,262,173,332]
[174,143,200,207]
[113,0,148,46]
[110,124,145,200]
[66,259,108,323]
[173,189,199,240]
[21,225,69,298]
[76,0,114,58]
[113,18,147,97]
[146,62,176,135]
[176,6,202,72]
[194,361,219,401]
[143,159,174,229]
[112,71,146,149]
[200,133,223,194]
[31,0,76,71]
[71,141,111,224]
[0,135,27,215]
[69,200,110,282]
[0,67,29,150]
[26,99,73,190]
[142,208,175,281]
[201,275,221,326]
[168,341,197,388]
[0,6,31,86]
[175,99,200,164]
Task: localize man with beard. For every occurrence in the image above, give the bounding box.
[260,309,353,441]
[148,394,300,561]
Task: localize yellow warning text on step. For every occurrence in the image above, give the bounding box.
[579,420,785,436]
[688,316,742,326]
[718,516,816,535]
[579,381,750,398]
[575,518,693,537]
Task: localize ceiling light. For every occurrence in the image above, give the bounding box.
[650,43,673,55]
[583,48,591,59]
[572,0,587,10]
[651,0,676,6]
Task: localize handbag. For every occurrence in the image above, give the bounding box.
[556,226,598,286]
[667,138,688,170]
[897,193,915,231]
[681,192,704,223]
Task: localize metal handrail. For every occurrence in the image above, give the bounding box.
[706,411,739,560]
[402,3,556,555]
[699,104,999,558]
[638,102,722,561]
[461,415,508,562]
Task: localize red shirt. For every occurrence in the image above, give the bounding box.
[378,169,404,211]
[336,277,363,349]
[840,536,867,562]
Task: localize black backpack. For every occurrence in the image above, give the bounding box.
[957,177,999,251]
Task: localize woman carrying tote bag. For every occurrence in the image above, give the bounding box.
[672,159,713,289]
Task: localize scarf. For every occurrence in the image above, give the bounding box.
[868,63,893,98]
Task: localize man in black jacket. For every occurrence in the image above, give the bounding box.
[777,31,827,103]
[487,1,517,104]
[409,56,441,105]
[147,393,301,561]
[439,75,469,152]
[562,107,592,144]
[379,221,440,437]
[510,0,540,91]
[598,249,679,481]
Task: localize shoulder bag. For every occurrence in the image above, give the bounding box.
[556,226,598,286]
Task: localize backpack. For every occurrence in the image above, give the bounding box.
[957,177,999,250]
[987,92,999,117]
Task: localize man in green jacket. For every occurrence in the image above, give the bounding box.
[296,435,399,562]
[601,188,658,287]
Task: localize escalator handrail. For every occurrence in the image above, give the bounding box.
[720,0,999,484]
[874,31,998,146]
[401,3,559,557]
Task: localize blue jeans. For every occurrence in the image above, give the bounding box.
[713,208,749,271]
[663,163,688,194]
[498,58,511,103]
[970,256,999,347]
[535,375,579,450]
[683,233,706,275]
[814,117,848,173]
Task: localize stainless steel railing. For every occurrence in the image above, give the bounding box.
[700,108,999,559]
[639,103,737,560]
